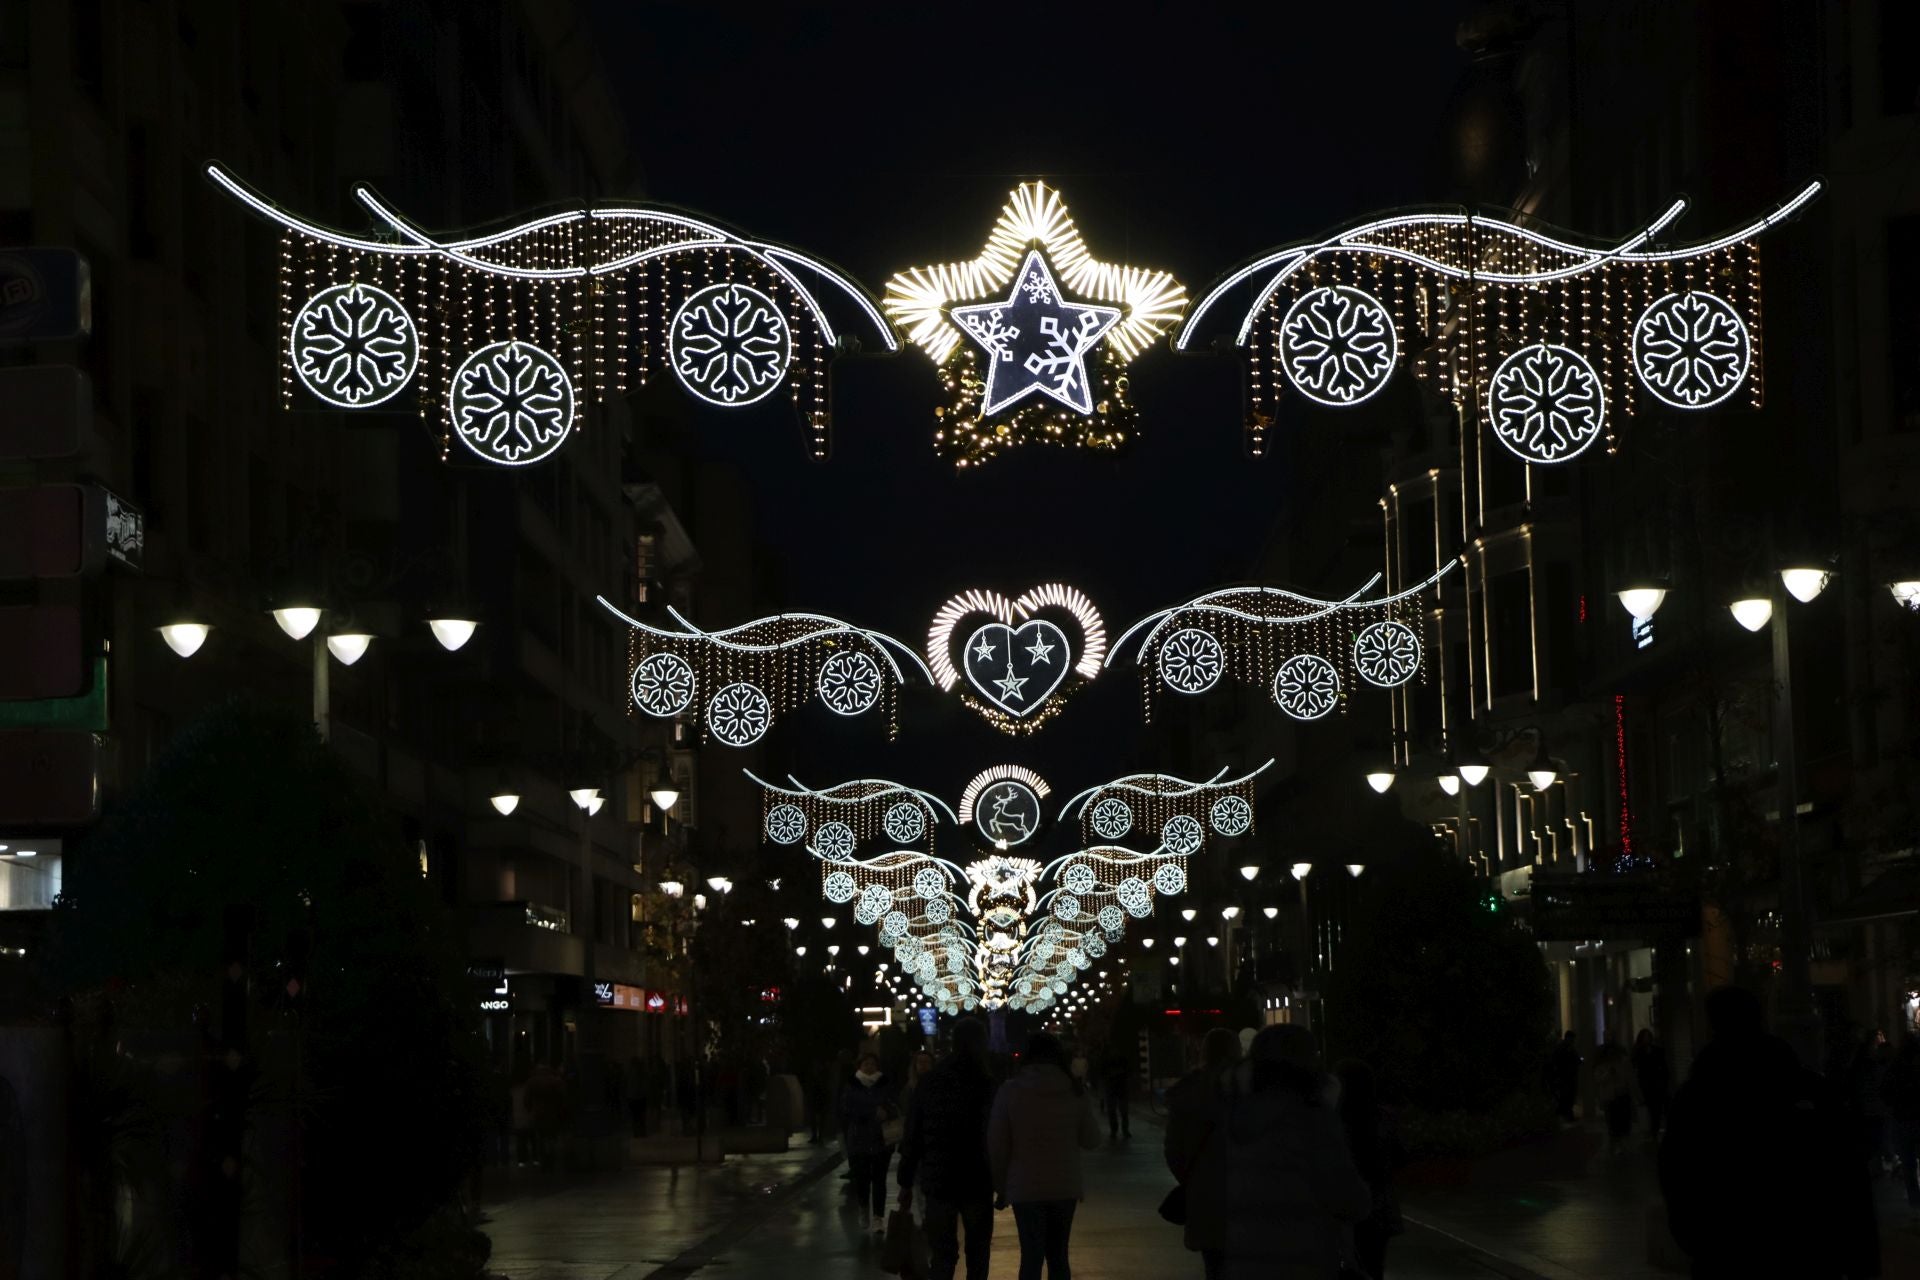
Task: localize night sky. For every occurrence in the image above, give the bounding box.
[587,2,1471,803]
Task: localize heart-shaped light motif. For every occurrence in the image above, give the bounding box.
[961,620,1071,717]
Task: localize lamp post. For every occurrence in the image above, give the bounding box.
[1763,568,1818,1066]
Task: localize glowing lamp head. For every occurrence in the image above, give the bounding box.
[1729,597,1773,632]
[650,788,681,813]
[827,945,840,956]
[659,879,684,899]
[272,606,323,640]
[427,618,478,651]
[1365,769,1396,794]
[1180,909,1197,922]
[1206,936,1219,947]
[1528,767,1560,791]
[1173,936,1187,948]
[820,917,836,930]
[1437,772,1461,796]
[1262,906,1280,919]
[1890,582,1920,611]
[1221,906,1240,920]
[1347,863,1366,878]
[1459,763,1491,788]
[1292,862,1313,880]
[783,917,799,930]
[569,787,600,811]
[795,945,807,957]
[325,633,373,665]
[1779,568,1829,604]
[1239,864,1260,882]
[490,792,520,816]
[707,876,732,894]
[586,795,605,816]
[1616,587,1667,623]
[1140,937,1155,949]
[158,622,210,658]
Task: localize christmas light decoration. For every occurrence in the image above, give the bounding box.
[1486,343,1605,464]
[928,585,1106,734]
[959,766,1051,849]
[602,598,928,746]
[1181,182,1819,456]
[1274,654,1341,720]
[884,182,1185,466]
[206,163,895,461]
[1352,620,1422,688]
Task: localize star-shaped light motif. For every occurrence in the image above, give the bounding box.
[973,635,997,661]
[1024,634,1056,663]
[993,669,1029,703]
[951,251,1120,416]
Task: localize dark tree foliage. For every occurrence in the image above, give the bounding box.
[1324,851,1552,1113]
[45,700,486,1277]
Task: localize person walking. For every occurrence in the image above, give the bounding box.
[1100,1043,1133,1140]
[1882,1033,1920,1217]
[1592,1039,1635,1154]
[901,1049,936,1124]
[1163,1027,1241,1280]
[989,1032,1102,1280]
[1631,1030,1670,1142]
[1660,986,1878,1278]
[1218,1025,1372,1280]
[898,1019,998,1280]
[1545,1031,1582,1122]
[839,1051,901,1232]
[1336,1059,1404,1280]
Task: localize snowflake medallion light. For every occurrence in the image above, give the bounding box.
[291,282,419,407]
[669,282,793,407]
[1089,797,1134,841]
[1152,862,1187,896]
[1279,285,1398,406]
[823,871,857,904]
[450,340,576,466]
[1161,814,1204,856]
[884,801,928,845]
[1210,794,1253,837]
[706,681,772,747]
[1273,653,1341,721]
[1157,628,1225,695]
[631,652,697,717]
[1486,343,1606,464]
[817,650,883,717]
[1116,876,1152,915]
[813,820,856,861]
[913,866,946,899]
[1631,291,1751,409]
[884,182,1185,466]
[765,803,809,846]
[1352,620,1422,688]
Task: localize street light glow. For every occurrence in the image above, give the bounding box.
[427,618,478,651]
[1239,865,1260,881]
[159,623,210,657]
[1458,763,1491,787]
[650,788,681,812]
[1779,568,1829,604]
[326,633,373,665]
[1616,587,1667,622]
[1437,772,1461,796]
[1263,906,1279,919]
[1365,769,1396,794]
[1729,597,1773,631]
[490,792,520,816]
[272,606,323,640]
[1528,766,1560,791]
[569,788,600,811]
[1292,862,1313,880]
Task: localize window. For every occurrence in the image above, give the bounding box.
[1487,567,1533,699]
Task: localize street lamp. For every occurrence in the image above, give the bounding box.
[650,787,681,813]
[158,622,211,657]
[1140,937,1155,949]
[1221,906,1240,920]
[1263,906,1279,919]
[427,618,478,651]
[1347,864,1366,878]
[569,787,600,811]
[1437,770,1461,797]
[325,632,373,665]
[271,605,323,641]
[490,791,520,816]
[1291,863,1312,880]
[1779,568,1830,604]
[1729,596,1773,632]
[1528,763,1560,792]
[1890,581,1920,610]
[1615,585,1668,622]
[1239,865,1261,881]
[1365,767,1396,794]
[706,876,732,895]
[782,917,799,931]
[820,917,836,930]
[1458,760,1490,788]
[1173,936,1187,948]
[586,795,605,816]
[659,880,685,898]
[1181,908,1197,922]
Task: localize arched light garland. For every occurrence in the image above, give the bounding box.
[1057,760,1273,850]
[884,182,1186,467]
[208,163,897,462]
[811,845,982,1013]
[1003,844,1191,1013]
[1111,563,1457,723]
[1178,181,1820,457]
[928,585,1107,735]
[599,598,930,747]
[746,771,958,858]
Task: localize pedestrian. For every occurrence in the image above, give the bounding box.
[1659,986,1879,1278]
[1163,1026,1241,1280]
[510,1050,534,1167]
[1100,1043,1132,1140]
[1631,1030,1670,1141]
[1545,1030,1581,1121]
[839,1051,901,1232]
[526,1061,567,1172]
[1882,1033,1920,1217]
[901,1048,936,1125]
[1336,1059,1404,1280]
[989,1031,1102,1280]
[1219,1025,1372,1280]
[898,1018,998,1280]
[1592,1039,1635,1154]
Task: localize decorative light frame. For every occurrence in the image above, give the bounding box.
[928,584,1107,735]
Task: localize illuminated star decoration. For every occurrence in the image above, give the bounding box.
[884,182,1185,466]
[952,252,1120,416]
[993,668,1029,704]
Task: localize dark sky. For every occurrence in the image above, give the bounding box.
[586,2,1472,803]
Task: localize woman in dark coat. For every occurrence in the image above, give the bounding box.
[838,1052,901,1231]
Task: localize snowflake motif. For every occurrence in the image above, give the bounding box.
[1117,876,1152,915]
[1353,620,1422,688]
[1152,862,1187,896]
[1161,814,1205,856]
[1067,947,1090,970]
[1084,932,1107,959]
[823,871,857,904]
[1279,285,1398,406]
[1157,627,1226,695]
[885,802,928,845]
[631,652,696,717]
[1486,343,1606,464]
[950,251,1120,416]
[1021,271,1056,304]
[764,803,808,846]
[669,282,792,406]
[1632,291,1751,409]
[813,820,856,861]
[913,866,946,899]
[1089,797,1134,841]
[817,649,883,717]
[450,340,575,466]
[1273,653,1341,721]
[292,282,419,407]
[1054,893,1082,921]
[881,911,910,941]
[856,883,893,926]
[1062,863,1097,895]
[1097,905,1125,934]
[925,898,951,925]
[1210,794,1253,838]
[705,681,772,747]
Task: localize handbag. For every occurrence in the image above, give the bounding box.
[881,1115,905,1145]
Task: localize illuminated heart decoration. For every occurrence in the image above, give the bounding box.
[962,620,1071,718]
[928,585,1107,728]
